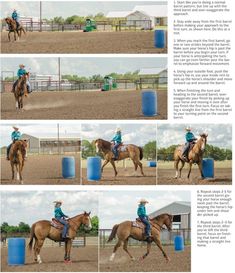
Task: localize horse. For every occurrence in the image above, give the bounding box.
[13,73,29,111]
[94,138,145,177]
[28,212,92,263]
[9,140,28,184]
[174,133,208,179]
[5,17,26,41]
[107,213,173,261]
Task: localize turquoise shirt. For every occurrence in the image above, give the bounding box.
[137,204,147,217]
[17,68,27,78]
[112,132,122,144]
[11,131,21,141]
[185,132,195,142]
[54,207,67,218]
[12,11,19,21]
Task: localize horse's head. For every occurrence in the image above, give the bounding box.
[5,17,13,26]
[198,133,208,152]
[82,211,92,231]
[94,139,103,153]
[163,214,173,231]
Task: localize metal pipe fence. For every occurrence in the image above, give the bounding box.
[99,228,191,248]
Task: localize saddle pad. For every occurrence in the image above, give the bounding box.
[51,219,64,230]
[118,145,128,152]
[132,221,145,229]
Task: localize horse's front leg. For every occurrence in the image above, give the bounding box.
[101,159,109,174]
[187,162,192,179]
[198,161,204,179]
[140,242,151,260]
[64,240,72,263]
[174,160,179,178]
[153,236,170,262]
[179,160,185,178]
[19,163,24,184]
[8,32,11,42]
[110,159,118,177]
[11,163,14,181]
[14,30,17,41]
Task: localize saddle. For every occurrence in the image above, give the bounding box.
[132,218,152,232]
[50,218,69,230]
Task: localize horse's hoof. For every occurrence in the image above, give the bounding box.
[20,181,24,185]
[131,257,135,261]
[166,257,171,262]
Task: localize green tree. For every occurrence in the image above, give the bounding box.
[82,140,96,159]
[143,141,156,160]
[18,222,30,233]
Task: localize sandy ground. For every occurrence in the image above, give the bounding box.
[1,90,167,120]
[100,245,191,272]
[82,166,156,185]
[1,154,80,185]
[158,167,232,185]
[1,246,98,272]
[1,31,167,54]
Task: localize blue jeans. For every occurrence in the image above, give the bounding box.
[182,140,194,157]
[113,143,120,158]
[56,217,69,238]
[139,216,151,237]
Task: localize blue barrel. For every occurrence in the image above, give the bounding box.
[87,156,101,181]
[62,156,75,179]
[8,238,25,265]
[142,90,157,117]
[154,30,166,48]
[202,158,214,178]
[174,235,184,251]
[148,161,157,167]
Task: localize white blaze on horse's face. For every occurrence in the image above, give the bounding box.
[201,139,206,151]
[95,142,99,153]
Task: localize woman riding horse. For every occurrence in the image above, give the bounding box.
[53,201,70,239]
[12,64,31,95]
[6,125,23,160]
[108,212,173,261]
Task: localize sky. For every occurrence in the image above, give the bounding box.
[1,191,99,225]
[0,123,81,147]
[158,124,232,149]
[1,1,167,19]
[1,57,167,78]
[81,124,156,146]
[99,191,190,229]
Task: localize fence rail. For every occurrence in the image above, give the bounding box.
[99,228,191,248]
[2,20,154,32]
[1,77,168,93]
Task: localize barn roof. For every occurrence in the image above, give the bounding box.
[149,201,191,217]
[133,5,168,17]
[139,67,167,75]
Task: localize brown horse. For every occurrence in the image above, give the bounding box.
[13,73,29,111]
[95,138,145,177]
[108,213,173,261]
[174,133,208,179]
[5,17,26,41]
[9,140,28,184]
[28,212,92,263]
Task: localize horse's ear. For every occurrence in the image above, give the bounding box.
[88,211,91,216]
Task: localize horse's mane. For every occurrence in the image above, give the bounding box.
[96,138,112,149]
[152,213,172,221]
[68,211,89,221]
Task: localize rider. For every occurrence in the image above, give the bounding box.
[12,9,20,29]
[12,64,31,94]
[182,126,197,161]
[111,128,122,160]
[54,201,70,239]
[6,126,22,160]
[137,198,152,242]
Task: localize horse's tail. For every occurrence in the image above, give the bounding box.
[28,223,36,251]
[138,147,143,160]
[107,224,119,242]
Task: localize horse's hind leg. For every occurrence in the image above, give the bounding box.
[123,239,135,260]
[35,239,44,264]
[19,163,23,184]
[33,238,38,262]
[137,160,145,176]
[187,162,193,179]
[8,32,11,42]
[109,239,122,261]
